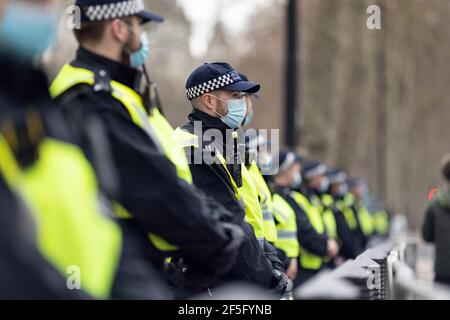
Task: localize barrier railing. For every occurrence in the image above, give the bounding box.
[294,237,450,300]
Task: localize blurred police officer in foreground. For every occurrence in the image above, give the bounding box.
[0,0,126,299]
[176,63,288,297]
[51,0,244,298]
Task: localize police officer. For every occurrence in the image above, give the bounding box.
[326,169,362,259]
[0,0,127,299]
[269,151,302,281]
[291,161,339,285]
[51,0,244,298]
[239,73,278,245]
[348,177,375,249]
[177,62,288,296]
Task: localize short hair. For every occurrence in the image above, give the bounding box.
[190,96,202,110]
[72,16,134,44]
[73,21,109,44]
[441,153,450,181]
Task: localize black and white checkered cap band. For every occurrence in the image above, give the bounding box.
[84,0,145,22]
[186,74,235,100]
[329,172,347,184]
[279,152,296,174]
[304,164,327,179]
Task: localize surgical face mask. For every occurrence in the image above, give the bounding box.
[207,94,247,129]
[129,33,149,68]
[243,110,254,127]
[291,171,302,189]
[319,177,330,193]
[259,152,272,172]
[337,184,348,196]
[0,2,58,61]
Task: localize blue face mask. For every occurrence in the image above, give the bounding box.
[243,110,254,127]
[0,2,58,61]
[208,95,247,129]
[337,184,348,197]
[129,33,150,69]
[291,171,302,189]
[319,177,330,193]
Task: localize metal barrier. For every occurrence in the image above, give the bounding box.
[294,237,450,300]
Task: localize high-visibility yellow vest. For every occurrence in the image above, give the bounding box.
[355,200,374,237]
[174,128,265,244]
[272,193,299,258]
[290,191,325,270]
[0,133,121,299]
[374,210,389,235]
[312,194,338,240]
[248,161,278,243]
[336,193,358,230]
[50,63,194,252]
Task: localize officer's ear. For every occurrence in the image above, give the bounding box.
[201,94,216,111]
[110,19,129,44]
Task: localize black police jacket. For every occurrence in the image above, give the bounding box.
[332,195,364,259]
[0,53,176,299]
[0,56,89,298]
[53,47,241,279]
[181,110,276,289]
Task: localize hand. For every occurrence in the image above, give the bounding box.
[286,258,298,281]
[327,239,339,257]
[270,270,289,297]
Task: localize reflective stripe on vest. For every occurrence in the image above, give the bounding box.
[0,135,121,299]
[290,191,324,270]
[50,64,189,252]
[248,162,278,243]
[336,198,357,230]
[175,128,266,244]
[272,193,299,258]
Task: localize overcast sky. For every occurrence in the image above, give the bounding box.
[176,0,273,57]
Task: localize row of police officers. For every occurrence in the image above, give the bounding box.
[0,0,389,299]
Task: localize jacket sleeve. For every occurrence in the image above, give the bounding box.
[61,92,238,265]
[284,195,328,257]
[263,238,285,272]
[422,205,435,243]
[226,222,274,289]
[334,210,359,259]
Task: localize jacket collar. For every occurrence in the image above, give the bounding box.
[74,47,142,91]
[188,109,230,132]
